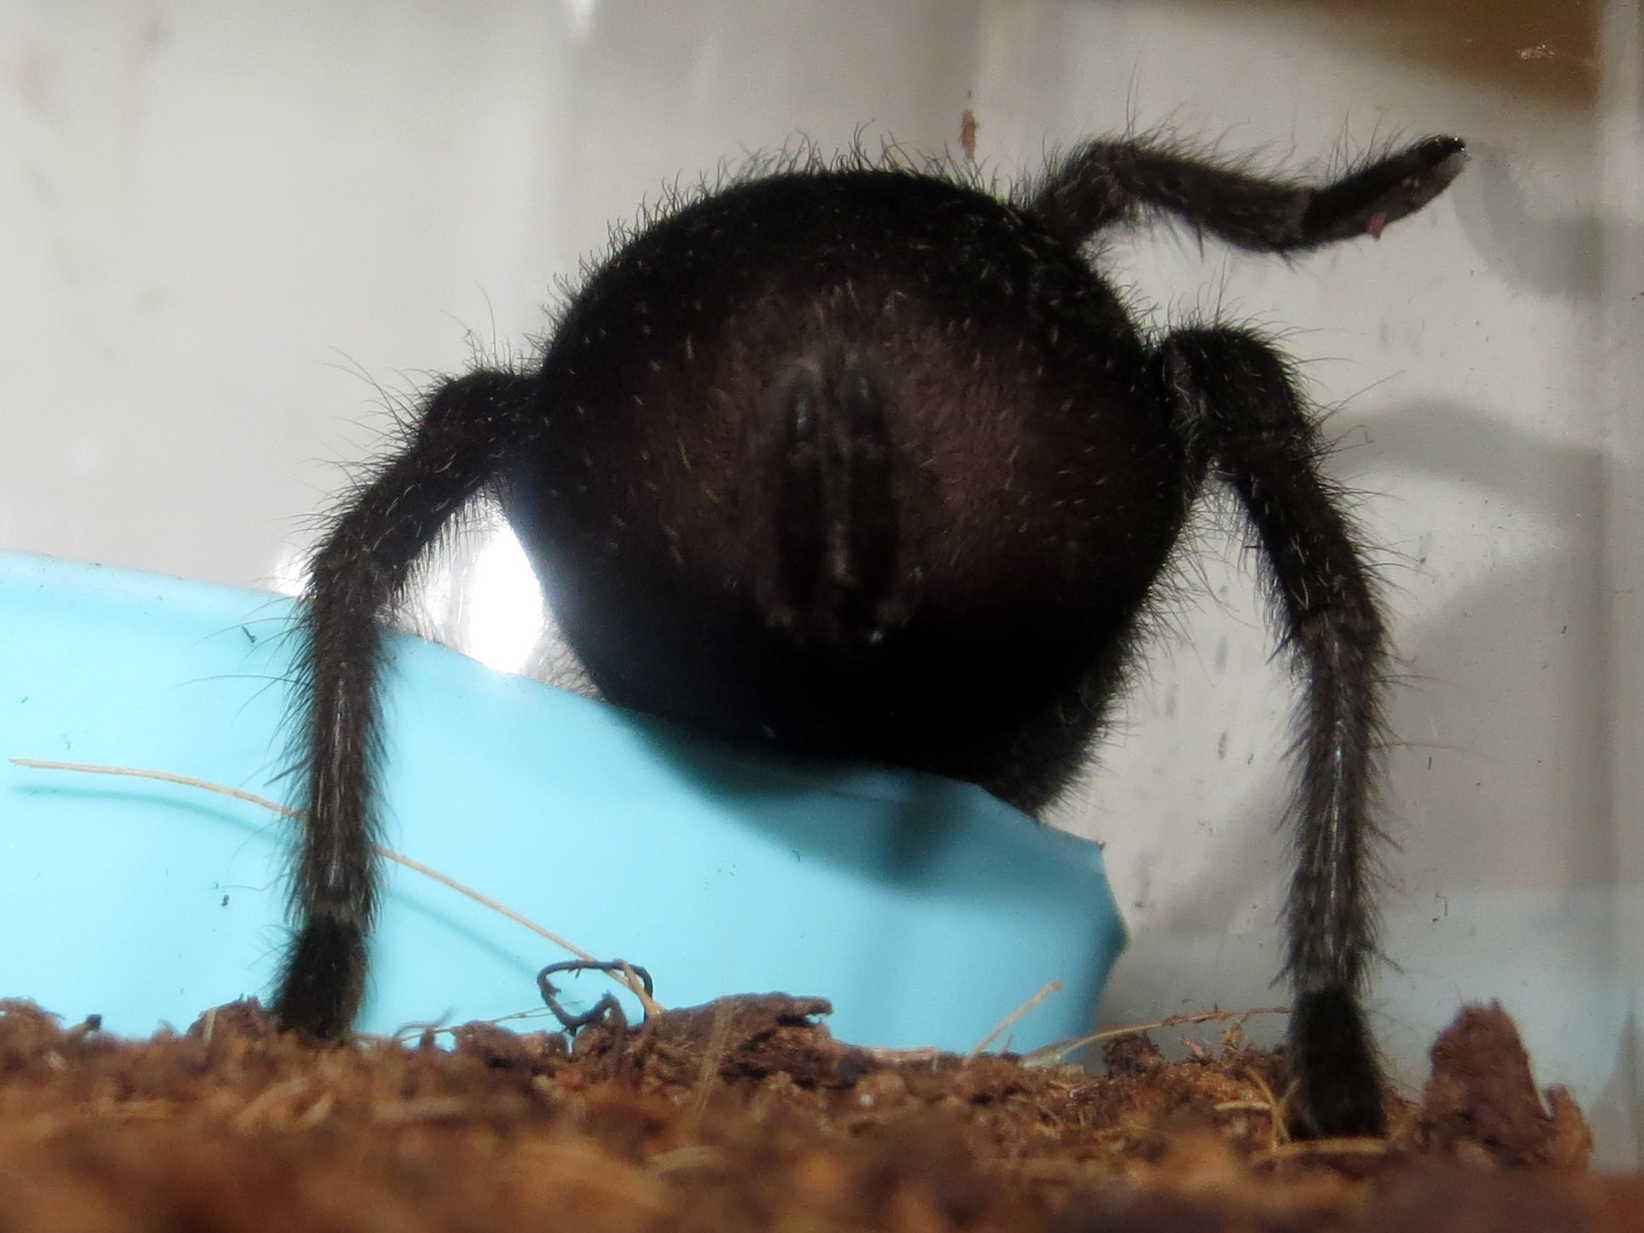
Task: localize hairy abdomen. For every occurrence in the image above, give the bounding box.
[505,171,1187,807]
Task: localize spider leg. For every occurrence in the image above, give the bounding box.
[274,369,538,1038]
[1158,327,1389,1139]
[1027,134,1465,252]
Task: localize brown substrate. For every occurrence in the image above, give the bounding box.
[0,995,1633,1231]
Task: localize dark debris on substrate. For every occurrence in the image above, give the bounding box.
[0,993,1633,1232]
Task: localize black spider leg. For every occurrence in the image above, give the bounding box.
[1161,329,1388,1140]
[1026,134,1466,252]
[274,369,539,1039]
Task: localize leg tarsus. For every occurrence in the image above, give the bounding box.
[1288,987,1388,1138]
[1302,136,1467,243]
[273,915,368,1040]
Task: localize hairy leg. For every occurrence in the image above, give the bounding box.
[1025,133,1465,252]
[276,370,537,1038]
[1159,327,1390,1138]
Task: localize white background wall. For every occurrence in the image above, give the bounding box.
[3,0,1640,1163]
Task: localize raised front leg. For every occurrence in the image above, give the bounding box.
[1025,133,1465,251]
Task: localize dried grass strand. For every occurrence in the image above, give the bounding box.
[966,980,1064,1062]
[9,756,664,1015]
[1023,1005,1290,1068]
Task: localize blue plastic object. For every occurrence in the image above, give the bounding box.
[0,551,1124,1052]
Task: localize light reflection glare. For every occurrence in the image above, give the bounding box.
[464,521,546,675]
[563,0,597,41]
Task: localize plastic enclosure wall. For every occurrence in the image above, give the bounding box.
[0,552,1124,1052]
[0,1,1639,1164]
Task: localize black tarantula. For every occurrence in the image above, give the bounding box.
[275,130,1466,1139]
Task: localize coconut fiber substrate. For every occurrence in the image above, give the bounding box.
[0,993,1636,1232]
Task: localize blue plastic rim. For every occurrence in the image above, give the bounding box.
[0,551,1125,1052]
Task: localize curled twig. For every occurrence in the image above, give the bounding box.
[538,960,655,1034]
